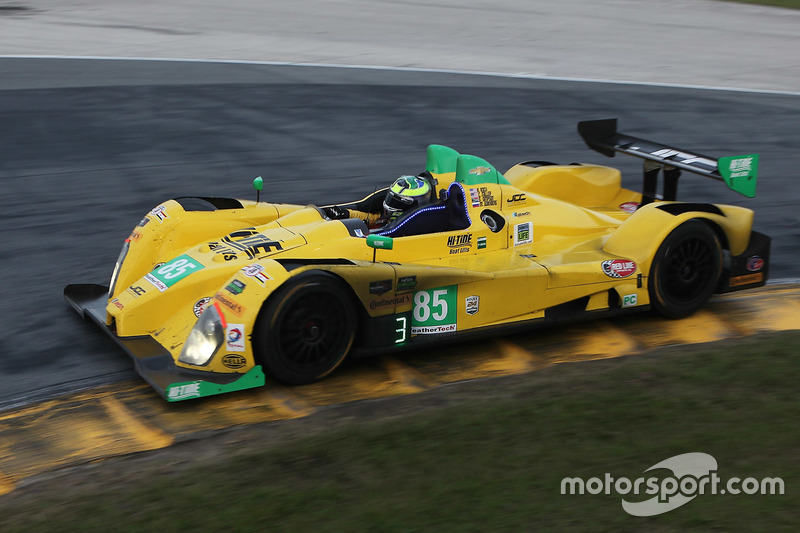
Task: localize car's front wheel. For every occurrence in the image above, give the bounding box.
[254,272,357,384]
[648,220,722,319]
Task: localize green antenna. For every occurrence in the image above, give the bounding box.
[253,176,263,203]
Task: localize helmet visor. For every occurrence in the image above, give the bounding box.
[383,190,416,213]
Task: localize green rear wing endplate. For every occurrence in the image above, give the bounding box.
[578,119,758,198]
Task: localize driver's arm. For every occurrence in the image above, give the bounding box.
[323,205,380,227]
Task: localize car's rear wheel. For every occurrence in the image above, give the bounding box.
[649,220,722,318]
[254,272,357,384]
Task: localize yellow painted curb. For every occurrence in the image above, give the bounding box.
[100,396,174,450]
[0,472,13,497]
[0,284,798,496]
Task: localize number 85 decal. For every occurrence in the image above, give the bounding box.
[412,285,457,327]
[147,254,205,291]
[157,258,199,280]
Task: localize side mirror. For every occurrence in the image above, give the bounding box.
[366,234,394,250]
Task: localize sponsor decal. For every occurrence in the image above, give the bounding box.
[512,211,531,218]
[470,188,481,208]
[167,382,201,400]
[649,148,717,169]
[746,255,764,272]
[730,272,764,287]
[477,236,487,250]
[144,273,168,292]
[215,292,245,316]
[144,255,205,292]
[396,276,417,293]
[207,228,283,261]
[514,222,533,246]
[354,228,365,238]
[111,298,124,310]
[369,293,412,310]
[226,279,246,295]
[469,166,492,176]
[149,205,169,223]
[602,259,637,278]
[447,233,473,254]
[128,230,143,242]
[137,217,150,228]
[241,263,270,285]
[412,324,457,334]
[507,193,526,204]
[369,279,393,295]
[465,295,480,315]
[727,156,755,178]
[127,285,147,297]
[470,187,497,207]
[619,202,640,213]
[193,297,212,318]
[412,285,457,334]
[226,324,246,352]
[622,294,638,308]
[222,354,247,369]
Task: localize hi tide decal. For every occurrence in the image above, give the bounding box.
[411,285,457,334]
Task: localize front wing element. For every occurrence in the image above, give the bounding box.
[63,284,265,401]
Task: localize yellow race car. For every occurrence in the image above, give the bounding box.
[64,119,769,401]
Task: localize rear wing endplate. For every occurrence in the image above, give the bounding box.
[578,119,758,198]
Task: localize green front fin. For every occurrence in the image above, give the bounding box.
[426,145,460,174]
[718,154,759,198]
[165,365,266,401]
[455,154,510,185]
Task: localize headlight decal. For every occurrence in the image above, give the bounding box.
[178,302,227,366]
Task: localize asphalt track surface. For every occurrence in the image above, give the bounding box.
[1,57,799,409]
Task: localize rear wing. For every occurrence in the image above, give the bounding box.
[578,119,758,198]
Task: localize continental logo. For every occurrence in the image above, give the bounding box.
[369,293,412,310]
[214,292,245,316]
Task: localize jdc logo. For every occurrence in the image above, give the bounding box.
[507,193,526,203]
[447,234,472,248]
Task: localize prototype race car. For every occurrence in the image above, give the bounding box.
[65,119,770,401]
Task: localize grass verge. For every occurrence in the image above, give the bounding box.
[727,0,800,8]
[1,331,798,531]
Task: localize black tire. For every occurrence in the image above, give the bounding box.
[649,220,723,318]
[254,272,357,384]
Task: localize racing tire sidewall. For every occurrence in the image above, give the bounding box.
[254,272,357,384]
[649,219,722,319]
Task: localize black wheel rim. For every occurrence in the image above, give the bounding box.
[275,290,351,374]
[662,238,715,303]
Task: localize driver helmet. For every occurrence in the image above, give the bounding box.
[382,175,434,218]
